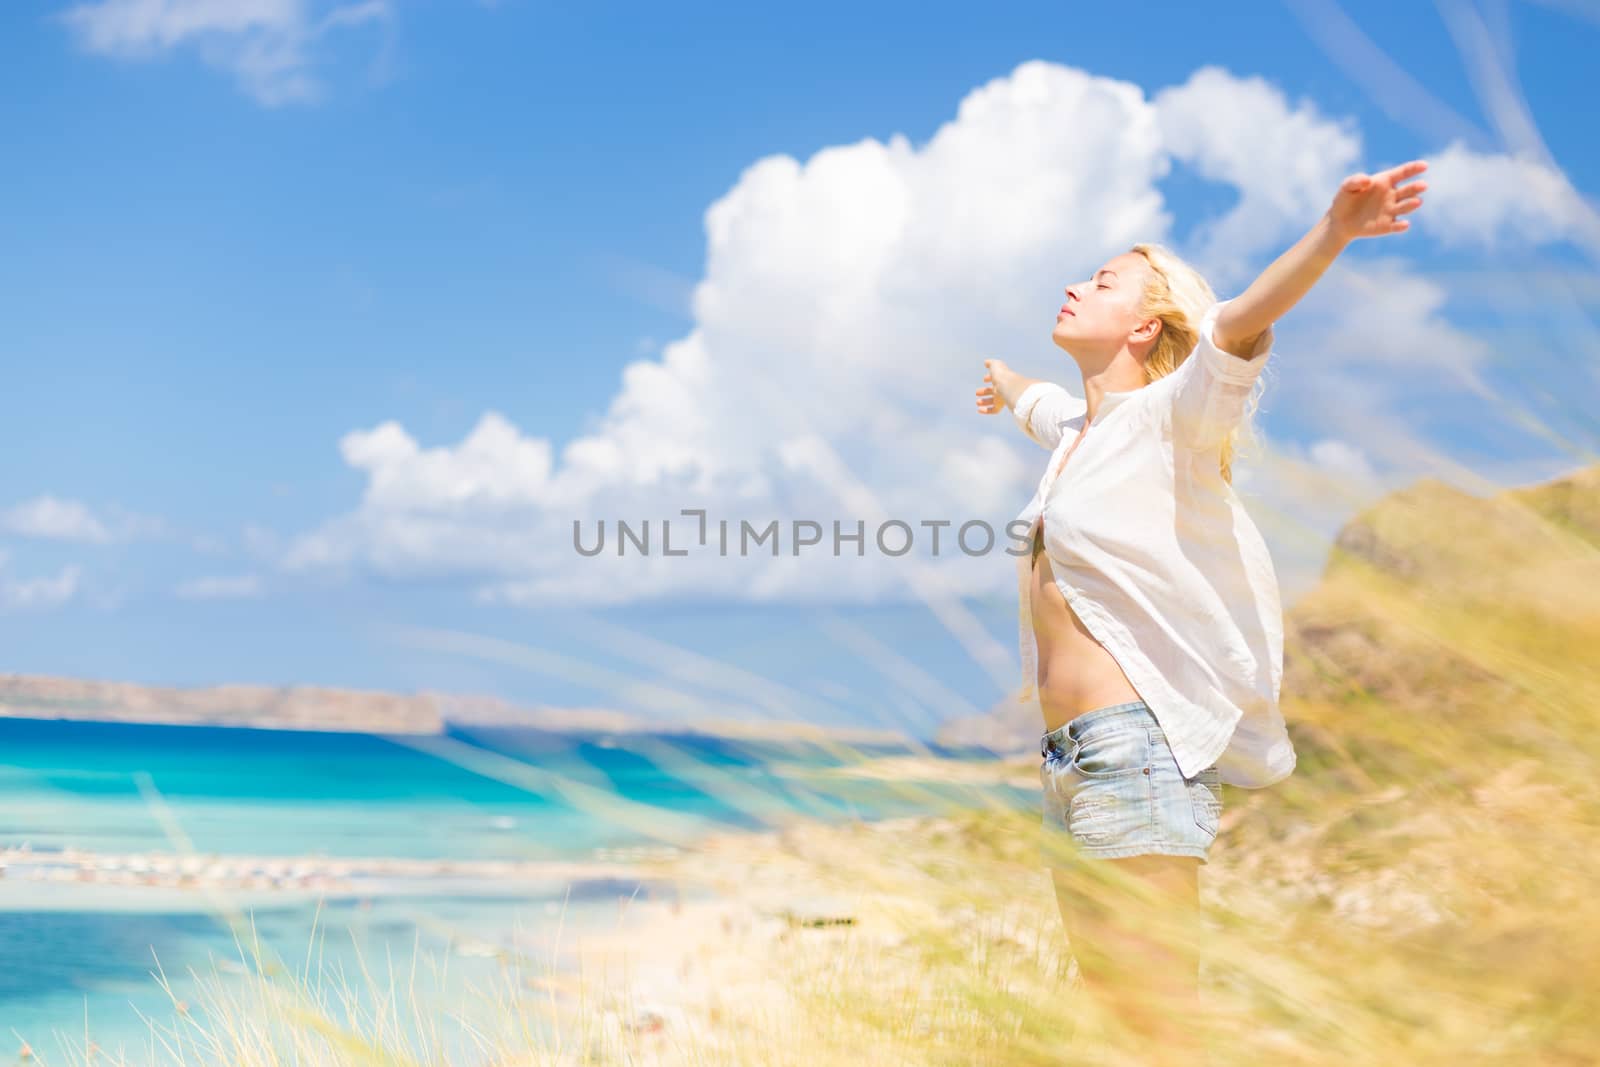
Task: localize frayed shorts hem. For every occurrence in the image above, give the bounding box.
[1042,842,1211,867]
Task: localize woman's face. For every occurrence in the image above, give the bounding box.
[1052,251,1153,353]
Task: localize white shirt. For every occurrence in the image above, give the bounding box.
[1010,297,1296,789]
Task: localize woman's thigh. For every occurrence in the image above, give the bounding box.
[1050,855,1206,1058]
[1049,855,1200,974]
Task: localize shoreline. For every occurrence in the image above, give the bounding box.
[0,752,1036,908]
[0,843,681,910]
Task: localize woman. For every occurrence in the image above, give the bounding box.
[974,160,1428,1051]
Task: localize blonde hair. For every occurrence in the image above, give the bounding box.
[1128,242,1262,485]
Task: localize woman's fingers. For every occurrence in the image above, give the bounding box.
[976,378,1001,413]
[1332,161,1426,240]
[1381,159,1428,186]
[979,359,1010,414]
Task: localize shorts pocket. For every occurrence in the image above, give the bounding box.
[1067,785,1145,847]
[1069,725,1151,779]
[1189,767,1222,837]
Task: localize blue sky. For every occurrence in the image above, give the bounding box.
[2,0,1596,737]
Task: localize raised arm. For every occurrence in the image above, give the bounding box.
[977,359,1087,450]
[1171,160,1429,453]
[1215,159,1428,355]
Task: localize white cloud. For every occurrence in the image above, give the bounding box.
[1152,65,1364,286]
[60,0,389,106]
[0,565,83,611]
[286,60,1200,597]
[284,59,1542,608]
[1420,141,1600,252]
[175,574,264,600]
[1,495,166,544]
[1307,437,1378,484]
[2,496,111,543]
[341,413,555,512]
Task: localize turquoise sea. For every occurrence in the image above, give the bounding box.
[0,717,1022,1062]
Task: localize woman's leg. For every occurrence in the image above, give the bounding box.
[1051,854,1206,1062]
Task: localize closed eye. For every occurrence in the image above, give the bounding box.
[1097,283,1110,290]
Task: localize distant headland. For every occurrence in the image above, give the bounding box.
[0,673,907,744]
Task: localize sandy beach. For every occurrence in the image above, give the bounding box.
[543,812,1035,1063]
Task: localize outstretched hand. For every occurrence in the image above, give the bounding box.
[976,358,1013,415]
[1326,159,1427,242]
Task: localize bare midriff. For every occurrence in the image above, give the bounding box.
[1029,429,1144,734]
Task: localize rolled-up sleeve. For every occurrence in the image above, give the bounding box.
[1171,298,1274,452]
[1012,381,1087,450]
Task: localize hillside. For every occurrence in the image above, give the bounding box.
[0,674,447,734]
[1283,461,1600,719]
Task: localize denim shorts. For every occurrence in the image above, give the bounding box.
[1039,699,1223,865]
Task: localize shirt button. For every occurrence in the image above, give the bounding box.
[1143,767,1151,775]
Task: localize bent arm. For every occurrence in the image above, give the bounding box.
[1012,380,1088,450]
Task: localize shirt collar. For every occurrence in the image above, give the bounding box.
[1090,386,1142,424]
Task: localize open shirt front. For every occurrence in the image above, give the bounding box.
[1010,298,1296,788]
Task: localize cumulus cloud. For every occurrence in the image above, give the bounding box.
[1152,65,1363,286]
[1419,141,1600,252]
[60,0,389,106]
[283,59,1548,608]
[280,61,1197,597]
